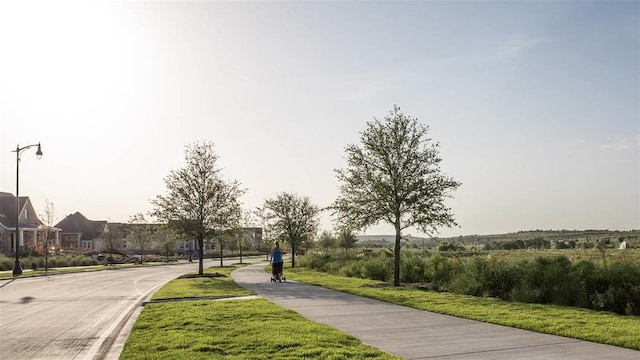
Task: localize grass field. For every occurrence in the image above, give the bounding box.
[119,265,400,360]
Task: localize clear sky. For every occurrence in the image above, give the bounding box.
[1,1,638,238]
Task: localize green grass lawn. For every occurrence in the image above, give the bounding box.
[151,266,254,300]
[284,266,640,350]
[119,265,400,360]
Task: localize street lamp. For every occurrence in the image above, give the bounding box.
[13,142,43,276]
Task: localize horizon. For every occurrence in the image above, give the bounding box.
[1,2,638,238]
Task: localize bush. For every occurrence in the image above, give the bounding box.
[426,255,461,290]
[512,256,574,305]
[400,252,429,283]
[362,256,392,282]
[0,255,13,270]
[448,256,489,296]
[590,262,640,315]
[340,260,365,278]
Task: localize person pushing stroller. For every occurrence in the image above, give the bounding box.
[270,241,286,282]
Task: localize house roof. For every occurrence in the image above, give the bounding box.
[0,192,29,229]
[55,212,107,241]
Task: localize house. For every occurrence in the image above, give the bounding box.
[55,212,108,251]
[0,192,61,255]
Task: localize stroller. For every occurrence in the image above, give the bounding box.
[270,261,286,282]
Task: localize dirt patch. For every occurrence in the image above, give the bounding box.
[362,282,439,291]
[178,272,226,279]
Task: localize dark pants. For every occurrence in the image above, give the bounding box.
[272,262,283,276]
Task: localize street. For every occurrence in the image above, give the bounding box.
[0,261,208,360]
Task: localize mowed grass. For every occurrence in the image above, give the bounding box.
[152,266,253,300]
[120,299,399,360]
[284,266,640,350]
[120,265,400,360]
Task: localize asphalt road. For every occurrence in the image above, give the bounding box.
[0,261,210,360]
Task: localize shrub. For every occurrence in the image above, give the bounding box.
[400,252,429,283]
[0,254,14,271]
[426,255,461,290]
[340,260,365,278]
[448,256,489,296]
[591,261,640,315]
[362,256,392,282]
[513,256,574,305]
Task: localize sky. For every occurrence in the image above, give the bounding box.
[1,1,638,238]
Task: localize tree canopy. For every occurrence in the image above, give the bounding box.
[333,105,460,285]
[151,140,245,275]
[263,192,320,268]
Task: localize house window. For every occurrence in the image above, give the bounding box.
[81,241,92,249]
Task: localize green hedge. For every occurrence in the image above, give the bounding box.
[0,254,99,271]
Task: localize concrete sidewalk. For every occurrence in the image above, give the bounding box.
[231,263,639,360]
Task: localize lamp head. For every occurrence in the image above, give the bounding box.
[36,143,43,160]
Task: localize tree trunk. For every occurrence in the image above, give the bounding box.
[220,246,224,267]
[197,238,204,275]
[394,222,401,287]
[291,243,296,268]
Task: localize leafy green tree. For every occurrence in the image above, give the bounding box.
[151,141,245,275]
[317,230,337,253]
[333,105,461,286]
[263,192,320,268]
[337,229,358,251]
[126,213,153,263]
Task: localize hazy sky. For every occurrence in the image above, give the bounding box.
[1,1,638,238]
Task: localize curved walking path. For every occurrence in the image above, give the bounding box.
[232,263,639,360]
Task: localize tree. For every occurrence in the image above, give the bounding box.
[39,198,56,274]
[126,213,153,263]
[254,206,276,260]
[263,192,320,268]
[235,209,255,264]
[337,229,358,251]
[317,230,337,253]
[333,105,461,286]
[151,141,244,275]
[155,225,177,262]
[99,223,125,263]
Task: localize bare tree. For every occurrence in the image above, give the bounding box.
[151,141,245,275]
[154,225,177,262]
[126,213,153,263]
[39,198,56,274]
[254,206,275,260]
[333,105,461,286]
[263,192,320,268]
[100,224,125,263]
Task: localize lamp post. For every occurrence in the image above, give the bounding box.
[12,142,43,277]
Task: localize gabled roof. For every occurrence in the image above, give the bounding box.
[0,192,28,229]
[54,212,107,241]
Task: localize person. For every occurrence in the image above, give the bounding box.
[270,241,284,281]
[619,238,628,250]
